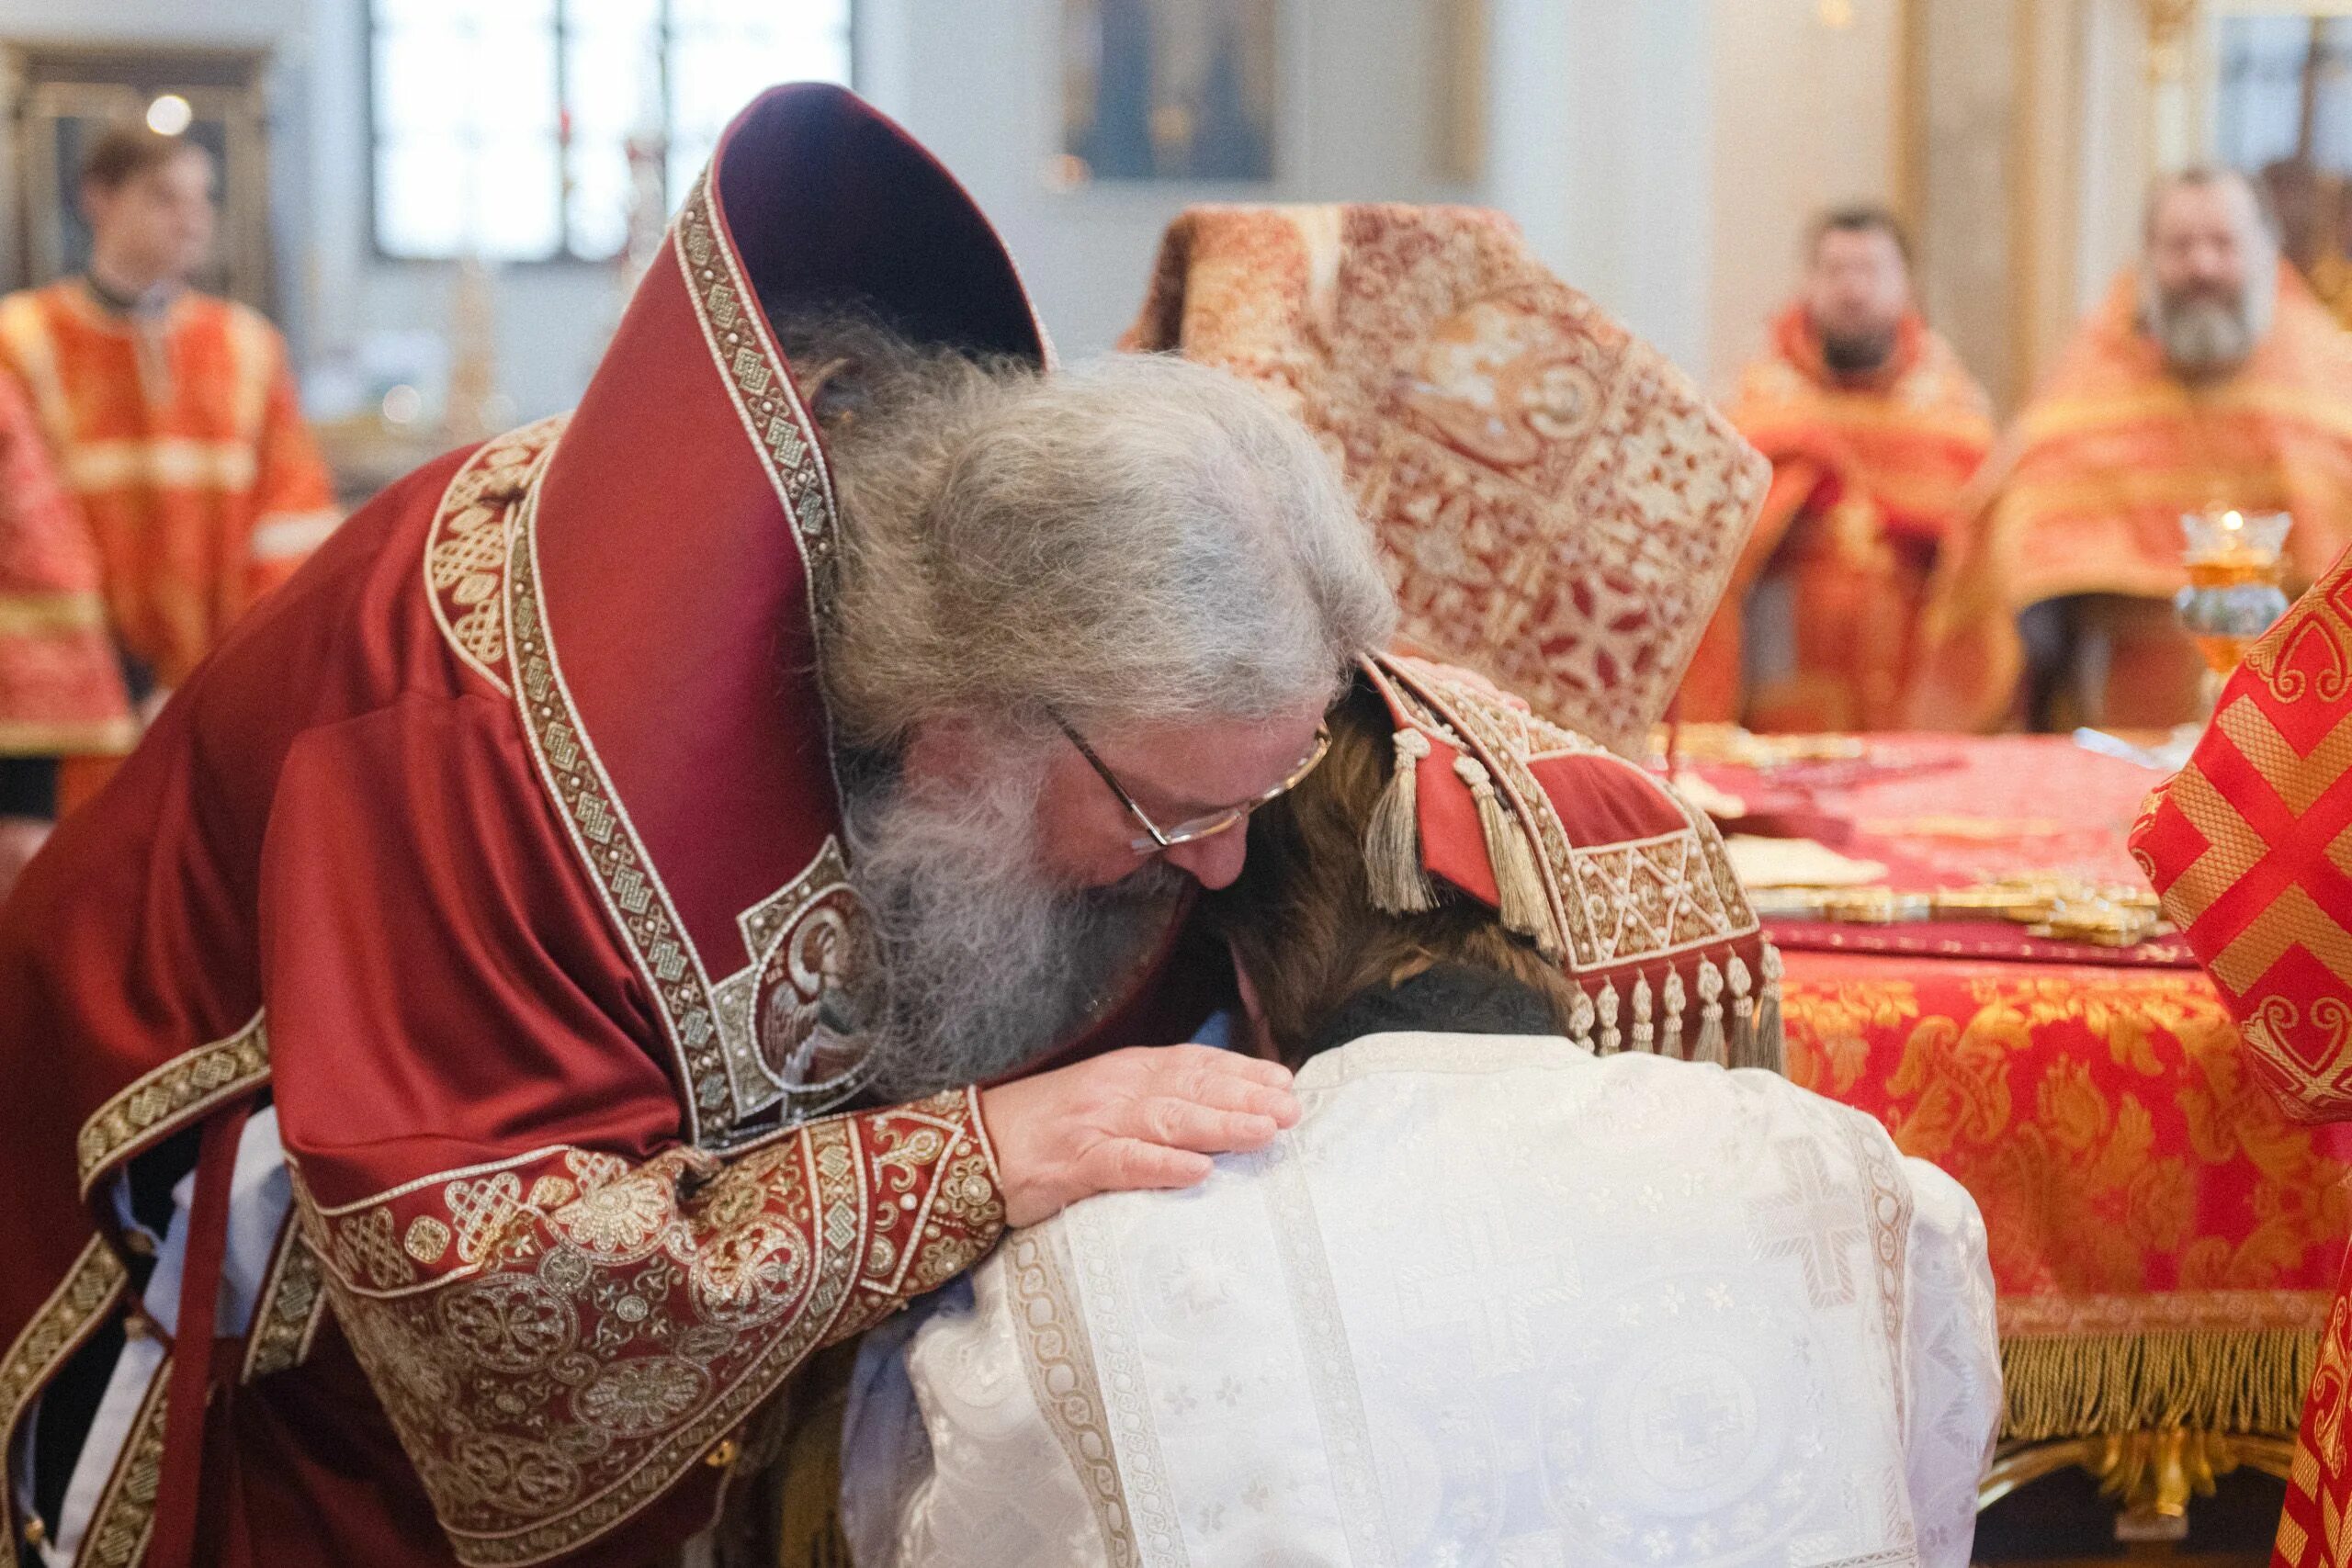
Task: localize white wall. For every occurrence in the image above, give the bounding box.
[1702,0,1901,392]
[857,0,1476,365]
[1490,0,1715,376]
[6,0,1729,418]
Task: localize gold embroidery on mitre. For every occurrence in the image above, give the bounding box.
[76,1011,269,1196]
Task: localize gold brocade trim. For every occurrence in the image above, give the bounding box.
[506,488,733,1140]
[1999,1327,2320,1443]
[76,1358,170,1568]
[1998,1289,2337,1338]
[241,1219,328,1382]
[0,716,136,757]
[1009,1228,1138,1566]
[673,172,842,618]
[0,1237,128,1568]
[300,1090,1001,1568]
[423,415,567,697]
[75,1010,268,1196]
[0,590,105,635]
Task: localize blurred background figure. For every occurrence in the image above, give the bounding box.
[1913,167,2352,732]
[0,124,335,849]
[1681,206,1992,733]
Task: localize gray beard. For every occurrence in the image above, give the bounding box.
[2154,298,2256,379]
[840,752,1184,1102]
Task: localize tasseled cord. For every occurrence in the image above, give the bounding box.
[1596,979,1622,1055]
[1365,728,1439,914]
[1693,959,1728,1066]
[1453,753,1559,958]
[1630,974,1655,1055]
[1747,943,1787,1073]
[1661,970,1688,1060]
[1567,987,1597,1050]
[1728,954,1755,1066]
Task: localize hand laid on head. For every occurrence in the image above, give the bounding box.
[978,1044,1300,1227]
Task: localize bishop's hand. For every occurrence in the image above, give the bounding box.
[978,1044,1301,1228]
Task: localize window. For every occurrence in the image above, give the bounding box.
[369,0,853,262]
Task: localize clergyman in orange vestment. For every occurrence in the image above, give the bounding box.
[1916,170,2352,732]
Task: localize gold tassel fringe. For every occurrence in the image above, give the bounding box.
[1365,728,1437,914]
[1693,958,1728,1066]
[1999,1328,2319,1443]
[1748,943,1786,1074]
[1454,754,1559,957]
[1631,974,1655,1054]
[1597,979,1622,1055]
[1661,969,1687,1059]
[1727,954,1755,1066]
[1567,986,1596,1049]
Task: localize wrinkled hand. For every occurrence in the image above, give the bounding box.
[979,1045,1301,1227]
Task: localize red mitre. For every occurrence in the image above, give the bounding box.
[488,84,1049,1145]
[2133,545,2352,1122]
[1125,205,1770,757]
[1360,651,1783,1067]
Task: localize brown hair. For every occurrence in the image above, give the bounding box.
[80,124,205,194]
[1808,204,1913,266]
[1206,680,1581,1066]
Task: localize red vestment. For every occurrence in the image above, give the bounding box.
[2134,541,2352,1563]
[0,86,1188,1568]
[1680,307,1993,732]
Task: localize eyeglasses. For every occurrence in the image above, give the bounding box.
[1054,715,1332,854]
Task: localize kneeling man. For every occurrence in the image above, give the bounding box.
[854,659,2002,1568]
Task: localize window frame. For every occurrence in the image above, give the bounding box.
[362,0,856,267]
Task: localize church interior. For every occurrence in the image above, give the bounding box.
[17,2,2352,1566]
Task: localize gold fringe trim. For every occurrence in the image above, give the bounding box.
[1999,1328,2320,1442]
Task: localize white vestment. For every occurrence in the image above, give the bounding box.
[854,1032,2000,1568]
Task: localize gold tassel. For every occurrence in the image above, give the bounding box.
[1694,959,1727,1066]
[1454,754,1559,957]
[1566,986,1596,1049]
[1727,954,1755,1066]
[1631,974,1655,1055]
[1364,728,1437,914]
[1749,943,1786,1074]
[1661,969,1687,1058]
[1596,979,1622,1055]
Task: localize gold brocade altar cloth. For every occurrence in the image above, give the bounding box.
[1703,733,2352,1444]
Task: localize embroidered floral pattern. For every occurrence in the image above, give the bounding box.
[299,1089,1002,1566]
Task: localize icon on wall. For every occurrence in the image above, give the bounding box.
[1058,0,1278,184]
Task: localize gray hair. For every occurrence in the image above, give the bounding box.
[798,320,1396,749]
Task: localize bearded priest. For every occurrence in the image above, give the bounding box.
[1915,167,2352,731]
[0,86,1393,1568]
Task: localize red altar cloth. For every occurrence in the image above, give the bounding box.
[1706,733,2352,1440]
